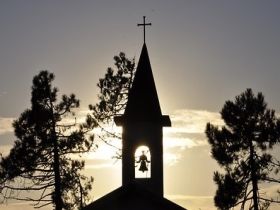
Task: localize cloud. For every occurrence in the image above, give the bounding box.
[72,108,223,168]
[0,201,50,210]
[163,109,222,149]
[170,109,223,133]
[0,117,14,135]
[166,194,215,210]
[164,135,206,149]
[161,109,223,166]
[0,109,223,169]
[86,163,118,169]
[166,194,213,200]
[0,145,12,156]
[85,159,120,169]
[259,183,280,199]
[164,152,182,166]
[74,108,222,151]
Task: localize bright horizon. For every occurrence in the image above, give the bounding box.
[1,1,280,210]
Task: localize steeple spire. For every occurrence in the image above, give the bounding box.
[124,44,162,122]
[115,43,170,126]
[114,20,170,197]
[137,16,152,43]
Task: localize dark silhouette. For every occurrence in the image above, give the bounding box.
[114,43,171,196]
[137,151,150,173]
[137,16,151,43]
[206,88,280,210]
[83,19,185,210]
[88,52,135,158]
[84,30,184,210]
[0,71,96,210]
[88,17,151,158]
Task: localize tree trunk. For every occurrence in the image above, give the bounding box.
[49,94,63,210]
[53,135,63,210]
[249,141,259,210]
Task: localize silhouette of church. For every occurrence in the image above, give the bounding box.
[83,17,186,210]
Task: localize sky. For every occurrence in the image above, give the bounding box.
[0,1,280,210]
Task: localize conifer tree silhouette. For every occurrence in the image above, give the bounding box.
[206,89,280,210]
[89,52,135,157]
[0,71,96,210]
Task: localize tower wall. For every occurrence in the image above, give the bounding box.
[122,123,163,196]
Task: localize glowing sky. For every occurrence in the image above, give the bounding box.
[1,1,280,210]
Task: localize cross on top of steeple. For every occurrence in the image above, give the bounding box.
[137,16,152,43]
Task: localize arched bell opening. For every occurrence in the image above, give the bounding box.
[135,145,151,178]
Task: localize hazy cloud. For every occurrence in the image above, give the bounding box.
[85,159,120,169]
[0,144,12,156]
[260,183,280,199]
[164,152,182,166]
[165,184,280,210]
[166,194,213,200]
[75,108,223,150]
[170,109,223,133]
[0,109,223,168]
[0,117,14,135]
[166,194,215,210]
[74,108,223,168]
[163,109,222,149]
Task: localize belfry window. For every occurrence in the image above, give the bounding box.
[135,145,151,178]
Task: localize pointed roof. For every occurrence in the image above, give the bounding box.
[82,182,186,210]
[114,44,171,126]
[125,43,161,118]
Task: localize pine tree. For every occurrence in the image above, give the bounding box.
[206,89,280,210]
[89,52,135,157]
[0,71,96,210]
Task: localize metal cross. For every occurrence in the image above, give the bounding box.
[137,16,152,43]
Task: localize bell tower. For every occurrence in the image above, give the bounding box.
[83,17,186,210]
[114,41,171,196]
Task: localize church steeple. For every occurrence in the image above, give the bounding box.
[114,42,171,196]
[118,43,170,125]
[115,43,171,126]
[83,18,186,210]
[125,43,160,117]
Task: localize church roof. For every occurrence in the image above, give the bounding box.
[114,44,171,126]
[124,43,161,119]
[82,182,186,210]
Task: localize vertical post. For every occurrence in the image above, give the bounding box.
[249,141,259,210]
[49,91,63,210]
[137,16,152,43]
[143,16,146,43]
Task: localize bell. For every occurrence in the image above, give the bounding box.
[139,161,148,173]
[137,151,150,173]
